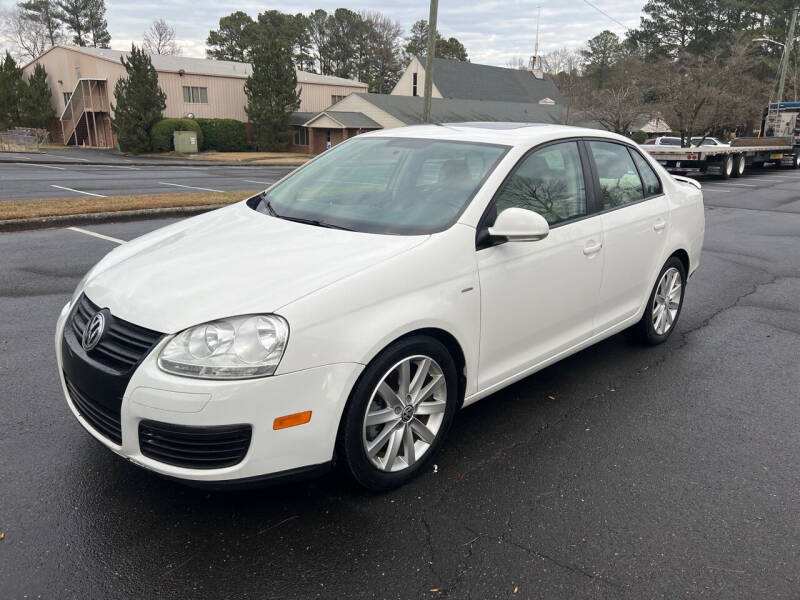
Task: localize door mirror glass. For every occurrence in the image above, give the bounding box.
[488,207,549,242]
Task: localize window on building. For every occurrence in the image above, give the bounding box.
[412,72,418,96]
[331,95,346,105]
[63,92,72,106]
[182,86,208,104]
[293,127,309,146]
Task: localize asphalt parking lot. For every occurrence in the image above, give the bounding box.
[0,157,295,201]
[1,167,799,599]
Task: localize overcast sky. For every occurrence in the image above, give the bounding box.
[2,0,646,66]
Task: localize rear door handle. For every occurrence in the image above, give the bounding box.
[653,220,667,232]
[583,241,603,256]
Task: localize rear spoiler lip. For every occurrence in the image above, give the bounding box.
[672,175,702,190]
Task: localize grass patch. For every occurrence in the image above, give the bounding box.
[0,190,258,221]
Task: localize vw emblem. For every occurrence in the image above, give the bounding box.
[82,312,106,351]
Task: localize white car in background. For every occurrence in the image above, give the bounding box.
[56,123,705,490]
[690,136,729,147]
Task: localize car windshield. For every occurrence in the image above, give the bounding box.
[691,137,715,145]
[254,136,509,235]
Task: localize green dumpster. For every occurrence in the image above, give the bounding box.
[173,130,199,154]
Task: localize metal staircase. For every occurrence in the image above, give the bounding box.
[60,78,112,147]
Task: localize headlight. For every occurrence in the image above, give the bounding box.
[158,315,289,379]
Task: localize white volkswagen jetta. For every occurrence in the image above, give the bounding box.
[56,123,704,490]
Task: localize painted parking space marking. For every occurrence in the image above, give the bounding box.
[715,183,757,187]
[701,188,733,193]
[159,182,224,192]
[41,153,90,162]
[66,227,124,244]
[243,180,269,185]
[50,184,108,197]
[16,162,66,170]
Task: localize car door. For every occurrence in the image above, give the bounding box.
[586,140,670,332]
[475,140,604,392]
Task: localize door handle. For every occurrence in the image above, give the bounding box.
[653,220,667,232]
[583,241,603,256]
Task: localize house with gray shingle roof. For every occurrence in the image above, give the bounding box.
[295,57,577,153]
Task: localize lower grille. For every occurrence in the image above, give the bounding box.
[65,375,122,445]
[138,420,252,469]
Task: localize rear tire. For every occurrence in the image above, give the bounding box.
[338,336,459,491]
[718,155,733,179]
[629,257,687,346]
[731,154,745,178]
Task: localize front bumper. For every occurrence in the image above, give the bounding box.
[55,302,363,483]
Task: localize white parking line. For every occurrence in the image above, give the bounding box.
[67,227,124,244]
[50,184,107,197]
[243,180,269,185]
[16,162,66,170]
[159,181,224,192]
[701,188,733,193]
[716,183,757,187]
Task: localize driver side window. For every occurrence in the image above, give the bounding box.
[493,141,587,226]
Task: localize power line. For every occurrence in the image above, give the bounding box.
[580,0,632,31]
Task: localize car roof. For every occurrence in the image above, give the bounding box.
[361,122,628,148]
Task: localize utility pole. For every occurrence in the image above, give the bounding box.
[776,6,799,109]
[422,0,439,123]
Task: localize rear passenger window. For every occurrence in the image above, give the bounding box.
[629,150,663,197]
[494,141,586,226]
[588,141,644,209]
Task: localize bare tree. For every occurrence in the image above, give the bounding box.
[143,18,181,56]
[577,57,650,133]
[650,46,767,144]
[1,7,56,61]
[505,56,527,70]
[541,48,583,76]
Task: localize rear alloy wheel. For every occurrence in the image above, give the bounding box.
[339,336,458,490]
[731,154,745,178]
[629,257,687,345]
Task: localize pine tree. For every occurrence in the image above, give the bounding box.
[20,63,55,128]
[111,45,166,154]
[0,53,24,130]
[245,38,300,151]
[55,0,109,47]
[86,0,110,48]
[404,20,469,62]
[18,0,63,47]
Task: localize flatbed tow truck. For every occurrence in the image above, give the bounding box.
[641,103,800,179]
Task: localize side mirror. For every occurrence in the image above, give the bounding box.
[487,207,549,242]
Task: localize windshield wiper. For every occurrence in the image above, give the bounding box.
[277,215,354,231]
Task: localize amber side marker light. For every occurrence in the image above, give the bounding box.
[273,411,312,430]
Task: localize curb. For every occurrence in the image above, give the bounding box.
[0,158,304,167]
[0,204,226,233]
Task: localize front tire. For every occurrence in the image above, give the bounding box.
[338,336,458,490]
[630,257,687,345]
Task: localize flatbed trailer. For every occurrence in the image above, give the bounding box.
[642,136,800,179]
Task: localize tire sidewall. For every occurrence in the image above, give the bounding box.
[339,336,459,491]
[642,257,687,345]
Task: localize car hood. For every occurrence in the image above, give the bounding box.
[82,202,428,333]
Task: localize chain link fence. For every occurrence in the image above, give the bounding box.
[0,128,50,153]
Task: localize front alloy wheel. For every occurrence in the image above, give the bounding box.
[339,336,458,490]
[362,356,447,472]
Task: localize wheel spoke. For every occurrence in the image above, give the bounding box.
[403,424,416,466]
[409,357,431,399]
[365,407,397,427]
[397,360,411,399]
[367,422,397,458]
[382,428,403,470]
[413,373,443,407]
[377,381,403,409]
[410,418,436,444]
[415,398,447,415]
